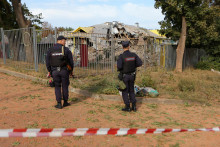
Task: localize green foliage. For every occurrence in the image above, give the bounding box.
[0,0,43,29]
[72,74,119,95]
[138,74,156,89]
[178,79,195,92]
[155,0,220,56]
[22,3,43,26]
[196,56,220,71]
[0,0,18,29]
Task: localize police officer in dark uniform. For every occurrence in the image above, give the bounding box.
[117,41,142,112]
[46,35,74,109]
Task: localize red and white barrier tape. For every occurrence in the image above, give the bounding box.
[0,127,219,137]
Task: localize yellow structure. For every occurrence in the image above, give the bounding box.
[150,30,166,37]
[150,30,166,67]
[73,27,94,33]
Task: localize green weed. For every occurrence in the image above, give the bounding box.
[12,141,20,146]
[178,79,195,92]
[169,143,180,147]
[26,123,39,128]
[87,110,96,114]
[147,104,158,109]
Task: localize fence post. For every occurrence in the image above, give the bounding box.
[54,27,57,43]
[111,38,115,73]
[144,41,147,70]
[32,27,38,72]
[1,28,6,64]
[110,23,115,73]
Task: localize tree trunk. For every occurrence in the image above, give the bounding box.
[11,0,31,28]
[11,0,33,63]
[0,16,3,27]
[175,16,187,72]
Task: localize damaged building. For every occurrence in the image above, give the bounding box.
[70,21,173,68]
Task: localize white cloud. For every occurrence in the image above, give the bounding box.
[30,1,163,29]
[31,4,117,27]
[122,3,163,20]
[119,3,164,29]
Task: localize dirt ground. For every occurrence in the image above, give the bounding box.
[0,72,219,147]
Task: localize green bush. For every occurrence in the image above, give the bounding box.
[178,79,195,92]
[196,56,220,71]
[139,75,156,89]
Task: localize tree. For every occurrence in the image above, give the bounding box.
[11,0,43,28]
[0,0,43,29]
[10,0,43,62]
[0,0,18,29]
[202,0,220,57]
[155,0,220,72]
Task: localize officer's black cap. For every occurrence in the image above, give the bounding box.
[122,41,130,48]
[57,35,67,40]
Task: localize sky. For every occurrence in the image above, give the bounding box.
[22,0,164,30]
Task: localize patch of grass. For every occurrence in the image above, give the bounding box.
[137,74,156,89]
[2,61,220,105]
[74,136,83,140]
[104,114,113,121]
[18,96,28,100]
[36,107,46,111]
[18,111,28,114]
[86,117,99,122]
[169,143,180,147]
[71,74,119,95]
[26,123,39,128]
[178,79,195,92]
[87,110,96,114]
[31,80,42,85]
[30,95,40,99]
[119,112,128,116]
[152,120,183,127]
[72,118,79,122]
[1,106,8,110]
[128,120,140,128]
[147,104,158,109]
[146,116,154,120]
[42,124,50,128]
[184,102,193,107]
[12,141,20,146]
[107,104,122,110]
[97,108,104,113]
[69,97,80,102]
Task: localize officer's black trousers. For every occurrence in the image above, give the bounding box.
[52,69,69,103]
[122,74,136,105]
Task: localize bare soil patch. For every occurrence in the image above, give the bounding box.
[0,72,219,147]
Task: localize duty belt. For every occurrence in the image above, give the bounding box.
[124,72,136,76]
[53,66,67,71]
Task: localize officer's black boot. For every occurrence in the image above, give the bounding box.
[122,104,131,112]
[132,103,137,112]
[55,102,62,109]
[63,100,70,107]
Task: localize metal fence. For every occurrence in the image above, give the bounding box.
[0,27,37,71]
[0,27,205,77]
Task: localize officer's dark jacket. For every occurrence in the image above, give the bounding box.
[117,50,142,74]
[46,43,74,72]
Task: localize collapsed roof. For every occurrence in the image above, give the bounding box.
[74,21,166,40]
